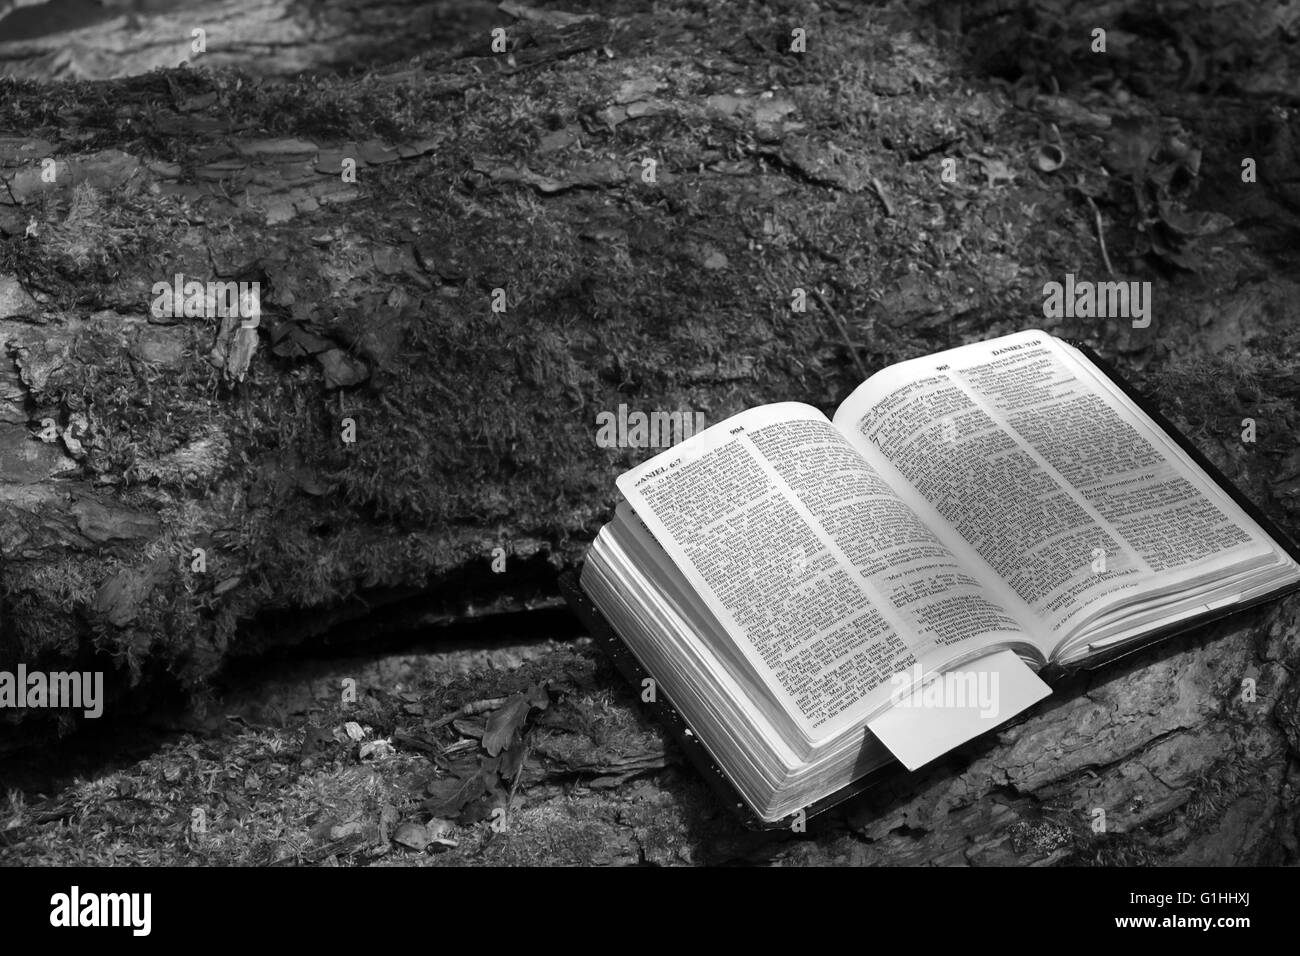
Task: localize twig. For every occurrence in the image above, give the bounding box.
[810,287,869,381]
[439,739,478,758]
[1085,195,1115,275]
[430,696,509,729]
[870,176,895,218]
[391,730,443,757]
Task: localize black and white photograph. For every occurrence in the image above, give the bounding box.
[0,0,1295,928]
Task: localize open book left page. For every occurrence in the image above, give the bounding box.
[616,401,1039,751]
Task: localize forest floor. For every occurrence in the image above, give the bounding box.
[2,0,1300,864]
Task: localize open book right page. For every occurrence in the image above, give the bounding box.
[832,330,1300,662]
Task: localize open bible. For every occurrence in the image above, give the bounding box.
[577,330,1300,824]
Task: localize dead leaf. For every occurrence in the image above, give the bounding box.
[499,740,527,780]
[615,77,664,103]
[426,817,459,848]
[452,716,486,739]
[482,695,531,756]
[971,154,1016,188]
[359,739,394,760]
[1031,95,1111,130]
[329,820,366,841]
[526,683,550,709]
[213,575,241,596]
[317,349,369,389]
[393,821,430,851]
[422,775,482,817]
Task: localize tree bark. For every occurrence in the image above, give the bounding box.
[0,0,492,80]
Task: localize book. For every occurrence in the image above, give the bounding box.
[577,330,1300,825]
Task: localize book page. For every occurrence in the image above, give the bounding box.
[865,648,1051,771]
[833,331,1280,647]
[617,402,1032,744]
